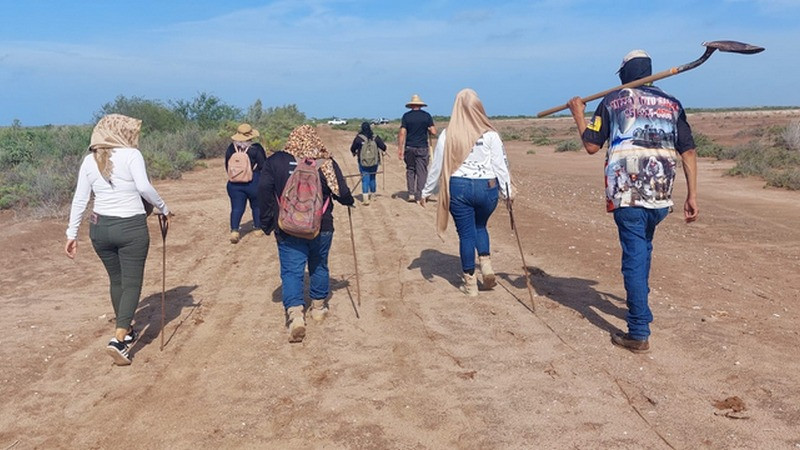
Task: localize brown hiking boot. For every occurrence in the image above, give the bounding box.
[479,255,496,290]
[287,306,306,343]
[309,299,328,322]
[462,273,478,297]
[230,230,240,244]
[611,332,650,353]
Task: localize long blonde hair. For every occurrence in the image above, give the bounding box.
[436,89,496,235]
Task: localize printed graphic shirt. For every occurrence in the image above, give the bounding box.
[583,85,695,212]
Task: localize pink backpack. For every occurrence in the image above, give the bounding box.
[278,158,330,239]
[227,145,253,183]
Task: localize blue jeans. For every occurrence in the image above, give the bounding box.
[613,207,669,340]
[449,177,499,273]
[360,164,378,194]
[227,172,261,231]
[276,231,334,309]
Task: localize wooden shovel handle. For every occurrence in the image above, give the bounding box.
[537,67,679,118]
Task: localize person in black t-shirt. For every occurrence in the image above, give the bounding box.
[397,94,437,202]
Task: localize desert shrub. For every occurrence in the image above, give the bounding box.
[171,92,241,130]
[764,168,800,190]
[693,133,725,158]
[373,128,397,144]
[240,103,309,151]
[95,95,186,133]
[778,121,800,152]
[1,97,310,213]
[499,129,523,141]
[555,139,581,152]
[728,141,800,183]
[530,127,555,146]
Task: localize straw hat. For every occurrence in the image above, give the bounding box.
[405,94,427,108]
[231,123,260,141]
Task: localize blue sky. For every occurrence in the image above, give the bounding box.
[1,0,798,125]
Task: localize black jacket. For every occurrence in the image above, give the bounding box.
[258,151,354,236]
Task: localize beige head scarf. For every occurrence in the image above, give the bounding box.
[436,88,496,235]
[283,125,341,196]
[88,114,143,182]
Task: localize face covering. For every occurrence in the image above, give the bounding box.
[619,57,652,84]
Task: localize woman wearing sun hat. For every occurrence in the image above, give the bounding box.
[225,123,268,243]
[65,113,171,365]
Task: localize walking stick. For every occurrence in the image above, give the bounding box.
[157,214,169,351]
[346,207,362,307]
[506,183,536,311]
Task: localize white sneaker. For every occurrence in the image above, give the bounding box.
[106,338,132,365]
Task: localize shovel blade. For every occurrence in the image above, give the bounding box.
[703,40,764,54]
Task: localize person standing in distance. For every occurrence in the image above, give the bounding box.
[567,49,699,354]
[398,94,436,202]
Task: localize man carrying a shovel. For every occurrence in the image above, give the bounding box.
[566,49,699,353]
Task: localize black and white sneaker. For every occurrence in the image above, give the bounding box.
[106,338,132,366]
[123,328,137,346]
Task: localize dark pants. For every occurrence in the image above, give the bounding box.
[449,177,499,272]
[613,207,669,340]
[90,214,150,330]
[404,146,429,198]
[227,172,261,231]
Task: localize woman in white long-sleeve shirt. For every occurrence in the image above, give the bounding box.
[65,114,170,366]
[421,89,512,296]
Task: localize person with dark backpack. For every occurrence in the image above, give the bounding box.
[350,121,387,205]
[258,125,354,343]
[225,123,267,244]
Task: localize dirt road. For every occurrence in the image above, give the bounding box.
[1,113,799,448]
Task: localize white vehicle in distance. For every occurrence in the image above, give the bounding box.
[327,118,347,125]
[371,117,390,125]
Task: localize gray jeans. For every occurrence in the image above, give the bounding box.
[404,146,429,198]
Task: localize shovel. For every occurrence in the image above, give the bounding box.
[537,40,764,118]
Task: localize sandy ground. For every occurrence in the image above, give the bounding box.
[1,111,800,449]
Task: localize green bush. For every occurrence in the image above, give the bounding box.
[555,139,581,152]
[96,95,186,133]
[764,168,800,190]
[693,133,724,158]
[727,141,800,190]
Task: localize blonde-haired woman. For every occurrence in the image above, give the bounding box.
[65,114,170,365]
[421,89,512,296]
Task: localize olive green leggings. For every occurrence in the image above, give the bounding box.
[90,214,150,330]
